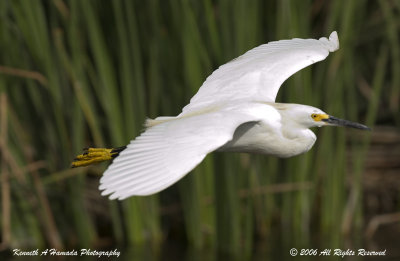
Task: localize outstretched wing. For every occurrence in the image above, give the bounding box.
[181,31,339,113]
[99,110,259,199]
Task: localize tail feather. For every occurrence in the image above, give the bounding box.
[71,146,126,168]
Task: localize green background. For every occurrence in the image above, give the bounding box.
[0,0,399,260]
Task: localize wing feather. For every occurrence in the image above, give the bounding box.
[181,32,339,113]
[99,109,259,199]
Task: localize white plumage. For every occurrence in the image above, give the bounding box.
[181,31,339,112]
[99,31,368,199]
[100,108,260,199]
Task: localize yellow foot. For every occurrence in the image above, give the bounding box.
[71,147,126,168]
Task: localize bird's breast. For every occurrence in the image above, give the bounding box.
[219,121,316,158]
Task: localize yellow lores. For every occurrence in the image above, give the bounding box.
[311,113,329,122]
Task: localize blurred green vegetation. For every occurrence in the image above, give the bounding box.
[0,0,398,258]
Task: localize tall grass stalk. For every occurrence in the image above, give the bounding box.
[0,0,396,255]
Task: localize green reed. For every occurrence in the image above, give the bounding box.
[0,0,397,256]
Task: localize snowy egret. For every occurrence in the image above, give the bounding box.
[72,31,370,199]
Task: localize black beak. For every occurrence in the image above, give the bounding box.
[322,116,371,130]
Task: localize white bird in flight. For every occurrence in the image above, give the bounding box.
[72,31,370,200]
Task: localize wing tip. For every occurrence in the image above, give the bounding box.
[99,179,159,200]
[100,186,127,200]
[325,31,339,52]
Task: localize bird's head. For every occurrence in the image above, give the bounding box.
[283,104,370,130]
[299,105,370,130]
